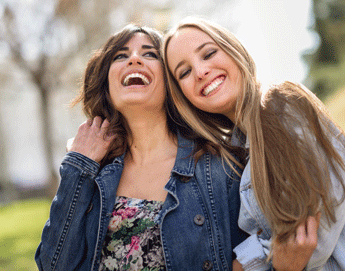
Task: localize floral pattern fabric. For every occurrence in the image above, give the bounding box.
[99,196,166,271]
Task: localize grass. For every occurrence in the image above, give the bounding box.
[0,198,51,271]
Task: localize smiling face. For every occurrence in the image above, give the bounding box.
[166,27,243,122]
[108,33,165,113]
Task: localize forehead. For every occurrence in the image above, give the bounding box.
[124,32,154,47]
[167,27,214,69]
[168,27,213,51]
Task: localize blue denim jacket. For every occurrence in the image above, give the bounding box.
[35,134,247,271]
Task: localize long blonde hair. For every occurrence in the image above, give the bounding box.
[163,17,345,243]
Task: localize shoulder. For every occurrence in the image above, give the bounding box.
[198,151,243,184]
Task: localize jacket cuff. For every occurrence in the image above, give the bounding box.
[233,234,271,270]
[63,151,100,176]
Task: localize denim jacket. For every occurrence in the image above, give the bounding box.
[35,134,247,271]
[233,127,345,271]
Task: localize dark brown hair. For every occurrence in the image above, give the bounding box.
[72,24,171,165]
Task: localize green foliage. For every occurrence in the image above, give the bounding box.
[0,198,51,271]
[305,0,345,99]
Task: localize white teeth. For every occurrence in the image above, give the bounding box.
[123,73,150,86]
[203,77,224,96]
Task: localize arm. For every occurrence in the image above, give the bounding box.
[35,117,115,270]
[232,161,272,271]
[35,152,100,270]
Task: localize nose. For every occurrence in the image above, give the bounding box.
[128,52,142,66]
[196,66,210,81]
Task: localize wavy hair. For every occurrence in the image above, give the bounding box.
[72,24,175,165]
[163,17,345,244]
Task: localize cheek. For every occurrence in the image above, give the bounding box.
[108,63,120,83]
[180,82,197,104]
[109,91,118,109]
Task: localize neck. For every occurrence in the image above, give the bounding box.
[124,109,177,165]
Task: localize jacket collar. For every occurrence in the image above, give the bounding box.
[171,132,195,177]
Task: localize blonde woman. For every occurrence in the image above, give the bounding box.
[164,17,345,270]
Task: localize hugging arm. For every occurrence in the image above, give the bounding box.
[35,117,114,270]
[35,152,100,270]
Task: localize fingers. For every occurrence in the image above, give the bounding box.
[83,116,103,129]
[294,213,320,246]
[92,116,103,128]
[100,118,110,131]
[295,221,307,245]
[69,117,114,162]
[316,211,321,224]
[272,214,321,271]
[305,213,320,249]
[86,118,93,126]
[81,117,109,132]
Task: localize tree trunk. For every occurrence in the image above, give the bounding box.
[0,105,18,204]
[39,84,59,199]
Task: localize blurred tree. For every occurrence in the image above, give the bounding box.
[0,0,175,199]
[304,0,345,99]
[0,106,18,204]
[0,0,120,198]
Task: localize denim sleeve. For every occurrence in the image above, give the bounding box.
[233,234,271,271]
[305,134,345,270]
[35,151,100,271]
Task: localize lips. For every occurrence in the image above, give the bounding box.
[201,75,225,96]
[122,72,151,86]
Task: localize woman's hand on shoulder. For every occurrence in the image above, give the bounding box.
[66,117,115,163]
[272,212,321,271]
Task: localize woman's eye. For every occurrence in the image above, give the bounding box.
[179,69,191,80]
[204,49,217,60]
[144,51,158,59]
[113,53,127,61]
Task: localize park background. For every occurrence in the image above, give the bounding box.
[0,0,344,270]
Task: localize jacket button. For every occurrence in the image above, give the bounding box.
[194,214,205,226]
[180,176,191,183]
[202,260,213,270]
[257,228,263,235]
[86,203,93,213]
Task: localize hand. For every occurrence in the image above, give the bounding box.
[272,212,321,271]
[67,117,115,163]
[232,259,244,271]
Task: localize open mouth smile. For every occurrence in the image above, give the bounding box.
[202,75,225,96]
[122,72,151,86]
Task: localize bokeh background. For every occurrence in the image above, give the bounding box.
[0,0,344,270]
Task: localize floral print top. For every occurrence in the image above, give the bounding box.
[99,196,166,271]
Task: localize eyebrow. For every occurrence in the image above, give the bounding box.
[173,42,214,76]
[118,45,156,51]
